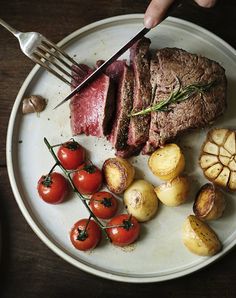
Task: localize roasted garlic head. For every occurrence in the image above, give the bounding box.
[200,129,236,191]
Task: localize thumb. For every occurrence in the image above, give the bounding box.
[144,0,175,29]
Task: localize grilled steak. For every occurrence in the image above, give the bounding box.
[71,64,92,89]
[70,46,227,157]
[143,48,227,154]
[70,64,115,137]
[96,60,126,83]
[116,145,142,158]
[127,37,152,147]
[102,61,140,157]
[108,64,134,150]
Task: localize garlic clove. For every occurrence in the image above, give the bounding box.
[22,95,47,114]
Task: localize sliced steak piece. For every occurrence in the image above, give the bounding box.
[96,60,126,83]
[116,145,142,158]
[127,37,152,147]
[108,64,134,151]
[70,64,115,137]
[71,64,92,88]
[102,61,141,157]
[143,48,227,154]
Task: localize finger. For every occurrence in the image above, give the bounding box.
[194,0,217,8]
[144,0,175,29]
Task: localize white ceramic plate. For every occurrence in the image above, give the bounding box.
[6,15,236,283]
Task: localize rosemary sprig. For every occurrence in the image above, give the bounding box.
[130,77,216,117]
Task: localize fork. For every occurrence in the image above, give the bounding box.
[0,18,85,85]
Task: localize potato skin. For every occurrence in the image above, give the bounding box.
[124,180,158,222]
[103,157,135,194]
[182,215,222,256]
[193,183,226,220]
[154,176,189,207]
[148,144,185,181]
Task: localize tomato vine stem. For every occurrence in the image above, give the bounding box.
[43,137,109,239]
[47,163,58,175]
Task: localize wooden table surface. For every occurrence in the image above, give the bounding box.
[0,0,236,297]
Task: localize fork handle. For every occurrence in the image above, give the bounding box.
[0,18,20,36]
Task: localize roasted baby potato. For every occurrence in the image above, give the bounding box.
[182,215,222,256]
[103,157,135,194]
[199,128,236,191]
[154,176,189,207]
[148,143,185,181]
[124,179,158,222]
[193,183,226,220]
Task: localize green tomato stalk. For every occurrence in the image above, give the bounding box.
[43,137,110,239]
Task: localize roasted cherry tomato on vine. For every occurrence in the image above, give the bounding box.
[72,164,103,195]
[37,172,68,204]
[70,219,101,251]
[90,191,118,219]
[57,140,85,170]
[106,214,140,246]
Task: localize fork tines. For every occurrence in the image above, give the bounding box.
[32,38,86,85]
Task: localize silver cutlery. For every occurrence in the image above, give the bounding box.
[54,0,182,109]
[54,27,150,109]
[0,18,85,85]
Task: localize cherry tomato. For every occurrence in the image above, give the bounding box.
[90,191,118,219]
[37,172,68,204]
[106,214,140,247]
[72,164,103,195]
[57,140,85,170]
[70,219,101,251]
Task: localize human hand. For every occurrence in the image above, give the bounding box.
[144,0,217,29]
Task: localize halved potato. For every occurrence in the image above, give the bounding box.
[124,179,158,222]
[154,176,189,207]
[193,183,226,220]
[103,157,135,194]
[182,215,222,256]
[199,128,236,191]
[148,144,185,181]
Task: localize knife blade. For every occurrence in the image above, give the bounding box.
[54,27,150,109]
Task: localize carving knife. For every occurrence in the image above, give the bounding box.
[54,1,182,109]
[53,27,150,109]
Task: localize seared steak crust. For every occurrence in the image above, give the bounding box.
[109,64,134,151]
[143,48,227,154]
[127,37,152,147]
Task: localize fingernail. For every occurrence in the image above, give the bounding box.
[195,0,216,8]
[144,15,156,29]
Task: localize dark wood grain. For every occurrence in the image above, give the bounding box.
[0,0,236,297]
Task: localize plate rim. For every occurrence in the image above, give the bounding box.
[6,14,236,283]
